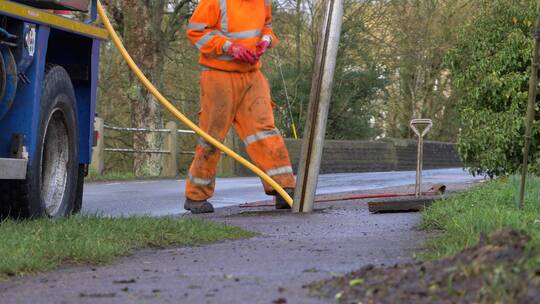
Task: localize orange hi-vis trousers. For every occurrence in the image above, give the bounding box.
[186,69,296,201]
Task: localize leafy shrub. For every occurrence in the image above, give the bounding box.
[447,0,539,176]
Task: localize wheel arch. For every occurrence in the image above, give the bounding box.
[45,27,101,165]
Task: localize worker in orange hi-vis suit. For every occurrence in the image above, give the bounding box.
[184,0,296,213]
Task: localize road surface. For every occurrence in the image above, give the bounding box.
[82,168,484,217]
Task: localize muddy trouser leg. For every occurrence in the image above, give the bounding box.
[185,70,236,201]
[233,70,296,195]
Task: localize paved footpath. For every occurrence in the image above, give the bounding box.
[0,182,479,304]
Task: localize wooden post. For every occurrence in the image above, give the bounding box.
[217,130,236,176]
[162,121,178,178]
[293,0,343,213]
[519,3,540,209]
[91,117,105,175]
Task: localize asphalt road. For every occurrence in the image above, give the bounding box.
[82,168,484,217]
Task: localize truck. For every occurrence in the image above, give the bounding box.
[0,0,106,217]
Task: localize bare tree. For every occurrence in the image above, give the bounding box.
[374,0,475,140]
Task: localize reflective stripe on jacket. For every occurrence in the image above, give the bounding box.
[186,0,277,72]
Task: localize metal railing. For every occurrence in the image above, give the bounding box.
[102,123,196,155]
[91,118,199,177]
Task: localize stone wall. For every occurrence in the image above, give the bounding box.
[231,138,462,176]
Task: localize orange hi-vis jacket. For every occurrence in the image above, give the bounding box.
[187,0,277,72]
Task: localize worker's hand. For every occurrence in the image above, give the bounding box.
[256,39,270,59]
[227,43,257,65]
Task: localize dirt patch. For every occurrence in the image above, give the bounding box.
[309,229,540,304]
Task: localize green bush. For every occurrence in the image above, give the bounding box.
[447,0,539,176]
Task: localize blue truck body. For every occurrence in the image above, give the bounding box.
[0,0,107,216]
[0,1,102,164]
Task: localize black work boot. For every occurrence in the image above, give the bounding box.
[184,199,214,214]
[275,188,295,210]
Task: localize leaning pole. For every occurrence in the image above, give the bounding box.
[518,0,540,209]
[293,0,343,213]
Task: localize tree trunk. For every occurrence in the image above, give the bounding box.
[123,0,165,176]
[295,0,302,74]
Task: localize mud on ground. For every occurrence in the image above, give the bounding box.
[309,229,540,304]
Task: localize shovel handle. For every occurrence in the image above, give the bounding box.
[410,119,433,197]
[410,119,433,138]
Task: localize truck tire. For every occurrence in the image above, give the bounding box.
[7,65,79,218]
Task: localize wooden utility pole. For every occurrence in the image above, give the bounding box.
[518,1,540,209]
[293,0,343,213]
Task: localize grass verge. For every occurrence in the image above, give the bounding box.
[0,216,254,278]
[85,168,163,182]
[420,176,540,264]
[86,167,234,183]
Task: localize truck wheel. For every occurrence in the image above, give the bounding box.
[10,65,79,218]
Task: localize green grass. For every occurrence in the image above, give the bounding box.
[86,168,160,182]
[0,216,254,278]
[420,176,540,266]
[85,167,234,182]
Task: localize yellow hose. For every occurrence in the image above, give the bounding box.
[96,1,293,207]
[291,123,298,140]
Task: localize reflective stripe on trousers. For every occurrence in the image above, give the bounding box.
[266,166,293,177]
[188,173,214,186]
[243,128,281,146]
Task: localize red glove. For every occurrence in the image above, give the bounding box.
[227,43,257,65]
[256,40,270,59]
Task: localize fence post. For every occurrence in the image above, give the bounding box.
[161,121,178,177]
[91,117,105,175]
[217,130,236,177]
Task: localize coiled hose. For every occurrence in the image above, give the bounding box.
[96,1,293,207]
